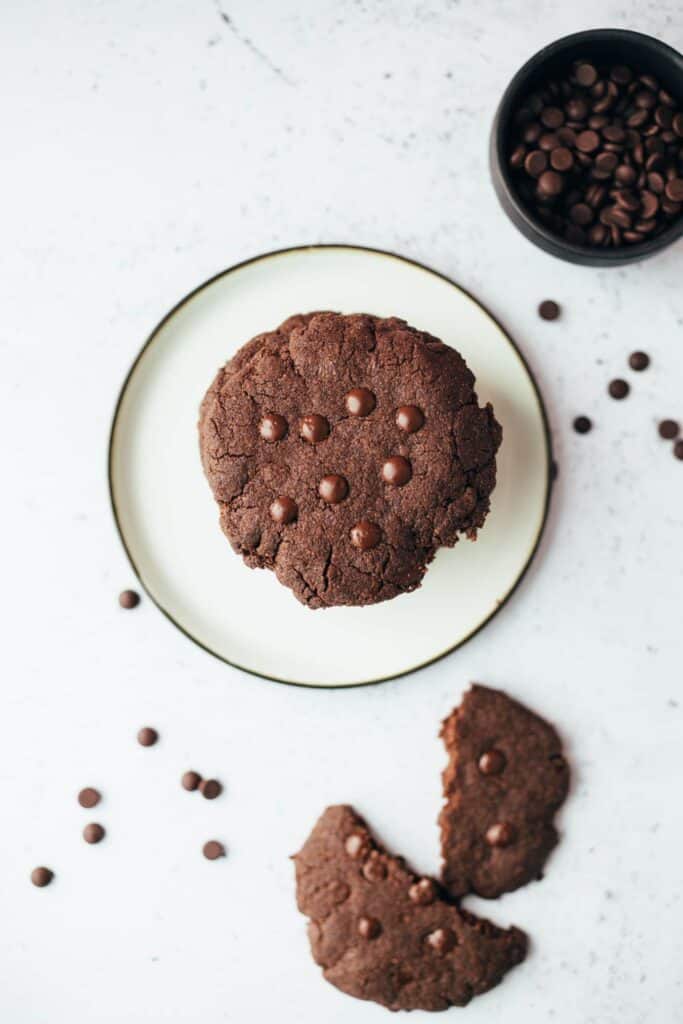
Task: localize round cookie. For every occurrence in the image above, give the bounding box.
[198,312,502,609]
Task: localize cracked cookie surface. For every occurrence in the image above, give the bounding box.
[440,685,570,899]
[293,804,527,1012]
[199,312,501,609]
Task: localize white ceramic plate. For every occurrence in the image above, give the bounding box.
[109,245,551,687]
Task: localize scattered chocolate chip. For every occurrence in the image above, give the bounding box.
[83,823,105,844]
[319,474,349,504]
[486,822,517,848]
[358,916,382,939]
[31,867,54,888]
[181,771,202,791]
[78,787,101,809]
[381,456,412,486]
[426,927,457,955]
[408,878,437,905]
[259,413,287,442]
[573,415,593,434]
[137,727,158,747]
[345,833,366,859]
[478,749,506,776]
[524,149,547,177]
[362,855,387,882]
[574,62,598,88]
[396,405,424,433]
[538,299,560,321]
[119,590,140,609]
[270,496,298,525]
[674,439,683,460]
[300,414,329,444]
[199,779,222,800]
[202,840,226,860]
[628,351,650,371]
[608,378,630,400]
[345,388,376,417]
[659,419,680,439]
[350,520,382,551]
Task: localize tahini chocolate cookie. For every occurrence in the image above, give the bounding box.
[199,312,501,609]
[293,805,527,1012]
[439,685,570,899]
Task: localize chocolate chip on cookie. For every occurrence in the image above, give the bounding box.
[199,312,501,609]
[293,805,527,1012]
[439,685,570,899]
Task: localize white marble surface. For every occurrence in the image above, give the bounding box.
[2,1,682,1021]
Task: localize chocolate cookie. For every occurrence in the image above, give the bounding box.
[293,805,527,1012]
[439,685,570,899]
[199,312,501,609]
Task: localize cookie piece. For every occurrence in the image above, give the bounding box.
[293,805,527,1012]
[439,685,570,900]
[199,312,501,609]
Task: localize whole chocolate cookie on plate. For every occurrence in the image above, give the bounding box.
[439,685,570,899]
[199,312,501,609]
[293,805,527,1012]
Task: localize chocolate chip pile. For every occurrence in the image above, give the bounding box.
[510,60,683,247]
[30,726,227,887]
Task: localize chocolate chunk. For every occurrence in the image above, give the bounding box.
[31,867,54,888]
[538,299,560,320]
[202,840,226,860]
[439,685,570,899]
[573,415,593,434]
[181,771,202,791]
[119,590,140,609]
[83,823,105,844]
[294,805,527,1012]
[659,419,679,439]
[628,351,650,371]
[137,727,158,747]
[259,413,287,442]
[78,787,101,809]
[199,779,222,800]
[608,378,630,399]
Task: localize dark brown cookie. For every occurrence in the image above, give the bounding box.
[439,685,570,899]
[293,805,527,1012]
[199,312,501,609]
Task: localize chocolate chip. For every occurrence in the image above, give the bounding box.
[570,202,593,226]
[83,823,105,844]
[573,415,593,434]
[137,727,158,747]
[674,440,683,460]
[576,129,601,153]
[344,833,366,859]
[202,840,226,860]
[350,520,382,551]
[300,414,329,444]
[537,169,564,197]
[259,413,287,442]
[478,749,506,775]
[345,388,376,416]
[362,854,387,882]
[381,456,412,486]
[396,405,424,433]
[181,770,202,791]
[31,867,54,888]
[550,146,574,172]
[628,351,650,371]
[319,474,349,503]
[358,916,382,940]
[608,379,630,399]
[199,779,222,800]
[78,787,101,809]
[538,299,560,320]
[486,822,517,848]
[426,927,457,954]
[665,177,683,202]
[119,590,140,609]
[408,878,437,905]
[659,419,680,439]
[541,106,564,129]
[574,62,598,88]
[524,149,547,177]
[270,496,297,525]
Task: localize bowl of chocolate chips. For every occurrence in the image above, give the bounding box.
[491,29,683,265]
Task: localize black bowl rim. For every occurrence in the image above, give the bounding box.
[493,28,683,264]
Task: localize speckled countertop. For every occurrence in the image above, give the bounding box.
[1,2,682,1022]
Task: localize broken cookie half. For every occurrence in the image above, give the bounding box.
[293,805,526,1012]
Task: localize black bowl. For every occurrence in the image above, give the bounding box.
[490,29,683,266]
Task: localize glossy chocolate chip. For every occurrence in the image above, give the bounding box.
[426,928,457,955]
[319,474,349,504]
[478,749,506,775]
[381,456,412,486]
[83,823,105,844]
[259,413,287,442]
[358,916,382,940]
[344,833,366,858]
[538,299,560,320]
[78,787,101,809]
[345,388,376,416]
[362,855,387,882]
[628,351,650,371]
[396,405,425,433]
[119,590,140,609]
[486,822,517,848]
[199,779,223,800]
[137,727,158,747]
[608,379,630,399]
[202,840,226,860]
[31,867,54,888]
[270,496,298,524]
[573,415,593,434]
[300,414,330,443]
[408,878,437,905]
[181,771,202,791]
[350,521,382,551]
[659,419,679,439]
